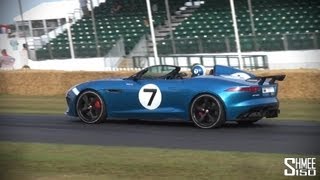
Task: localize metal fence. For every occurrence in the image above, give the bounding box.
[155,32,320,55]
[133,54,268,70]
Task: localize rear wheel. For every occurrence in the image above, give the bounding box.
[190,94,225,128]
[76,90,106,123]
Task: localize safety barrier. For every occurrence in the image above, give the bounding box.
[133,54,268,70]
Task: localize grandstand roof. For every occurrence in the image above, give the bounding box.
[14,0,80,21]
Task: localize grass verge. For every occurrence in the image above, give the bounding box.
[0,95,319,121]
[0,142,319,180]
[279,99,320,121]
[0,94,66,115]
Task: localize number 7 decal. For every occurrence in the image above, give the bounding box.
[143,88,157,106]
[139,84,162,110]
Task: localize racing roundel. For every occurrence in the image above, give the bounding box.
[138,84,162,110]
[230,72,251,80]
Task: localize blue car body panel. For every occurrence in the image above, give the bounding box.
[66,65,283,122]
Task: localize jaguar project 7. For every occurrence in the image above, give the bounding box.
[65,65,285,128]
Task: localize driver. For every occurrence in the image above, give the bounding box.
[191,64,206,77]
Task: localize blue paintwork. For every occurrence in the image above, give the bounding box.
[65,65,281,121]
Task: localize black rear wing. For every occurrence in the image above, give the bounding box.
[255,75,286,85]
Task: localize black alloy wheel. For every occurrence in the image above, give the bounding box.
[76,90,106,123]
[190,94,225,128]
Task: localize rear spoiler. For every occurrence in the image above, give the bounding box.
[255,75,286,85]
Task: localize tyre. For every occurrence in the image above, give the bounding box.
[190,94,225,128]
[76,90,106,123]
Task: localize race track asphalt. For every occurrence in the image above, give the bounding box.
[0,114,319,154]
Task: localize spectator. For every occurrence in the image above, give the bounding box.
[0,49,15,70]
[111,0,123,14]
[144,19,149,27]
[79,0,89,16]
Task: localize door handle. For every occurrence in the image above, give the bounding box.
[107,89,122,93]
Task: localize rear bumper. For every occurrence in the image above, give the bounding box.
[236,105,279,121]
[225,97,279,121]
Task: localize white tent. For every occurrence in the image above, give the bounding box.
[14,0,80,21]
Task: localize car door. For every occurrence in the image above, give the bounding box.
[108,65,189,119]
[109,78,187,119]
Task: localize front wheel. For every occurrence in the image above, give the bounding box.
[190,94,225,128]
[76,90,106,124]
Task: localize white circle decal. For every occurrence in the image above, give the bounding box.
[138,84,162,110]
[231,72,251,80]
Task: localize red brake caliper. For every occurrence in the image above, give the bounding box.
[94,100,101,109]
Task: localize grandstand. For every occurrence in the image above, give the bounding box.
[34,0,320,60]
[36,0,188,59]
[157,0,320,54]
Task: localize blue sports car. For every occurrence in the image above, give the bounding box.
[65,65,285,128]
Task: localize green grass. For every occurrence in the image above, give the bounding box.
[0,94,66,115]
[0,95,319,121]
[0,142,319,180]
[0,96,319,179]
[279,99,320,121]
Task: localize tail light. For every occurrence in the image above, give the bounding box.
[225,86,260,93]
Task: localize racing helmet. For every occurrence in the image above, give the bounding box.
[191,64,206,77]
